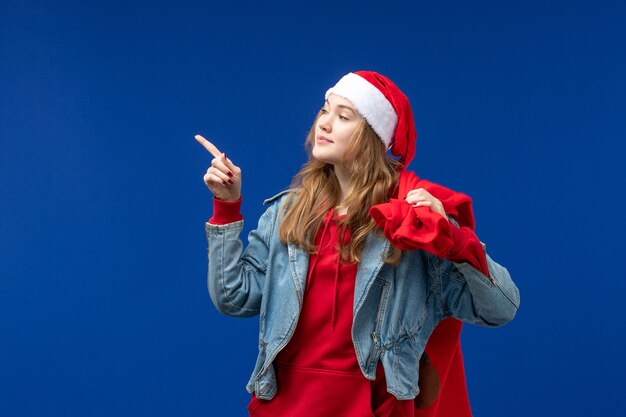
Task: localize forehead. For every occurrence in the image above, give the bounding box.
[326,94,357,112]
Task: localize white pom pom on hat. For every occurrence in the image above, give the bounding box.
[325,71,417,168]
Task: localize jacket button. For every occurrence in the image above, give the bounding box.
[258,383,267,395]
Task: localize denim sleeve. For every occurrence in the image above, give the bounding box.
[434,249,520,327]
[205,203,276,318]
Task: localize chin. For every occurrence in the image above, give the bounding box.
[311,148,324,162]
[312,151,333,165]
[312,146,342,166]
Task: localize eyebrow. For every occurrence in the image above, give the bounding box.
[324,99,356,113]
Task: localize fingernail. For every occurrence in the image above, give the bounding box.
[222,180,228,186]
[228,179,234,184]
[227,171,233,177]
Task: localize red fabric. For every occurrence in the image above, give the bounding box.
[369,170,489,417]
[369,170,488,275]
[447,224,489,277]
[434,334,471,417]
[208,196,243,225]
[415,319,472,417]
[249,209,412,417]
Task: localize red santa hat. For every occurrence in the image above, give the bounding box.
[325,71,417,168]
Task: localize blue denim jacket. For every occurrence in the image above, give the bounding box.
[205,191,520,401]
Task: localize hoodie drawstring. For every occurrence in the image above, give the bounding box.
[306,208,345,331]
[330,250,340,331]
[306,208,334,288]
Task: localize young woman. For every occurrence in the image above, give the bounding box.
[196,71,520,417]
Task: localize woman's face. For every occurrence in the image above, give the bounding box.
[312,94,363,167]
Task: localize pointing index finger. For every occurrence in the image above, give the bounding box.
[194,134,222,158]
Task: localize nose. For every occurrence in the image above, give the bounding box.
[318,113,331,133]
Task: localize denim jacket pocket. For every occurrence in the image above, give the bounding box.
[373,277,391,328]
[363,277,391,374]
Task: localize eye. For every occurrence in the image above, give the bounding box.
[339,115,349,121]
[320,108,328,114]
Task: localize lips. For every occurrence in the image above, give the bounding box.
[317,135,333,144]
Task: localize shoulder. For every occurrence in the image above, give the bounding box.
[405,171,471,201]
[262,189,300,206]
[255,190,298,237]
[400,169,451,191]
[397,170,460,200]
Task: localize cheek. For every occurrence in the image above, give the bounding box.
[339,127,358,148]
[338,125,356,142]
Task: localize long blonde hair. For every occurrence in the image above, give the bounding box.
[278,111,402,264]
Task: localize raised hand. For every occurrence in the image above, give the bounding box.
[405,188,447,220]
[195,134,242,202]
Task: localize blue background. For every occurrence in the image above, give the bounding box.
[2,0,625,415]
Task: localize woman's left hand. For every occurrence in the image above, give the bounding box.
[405,188,447,220]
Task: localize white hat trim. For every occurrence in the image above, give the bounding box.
[324,72,398,148]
